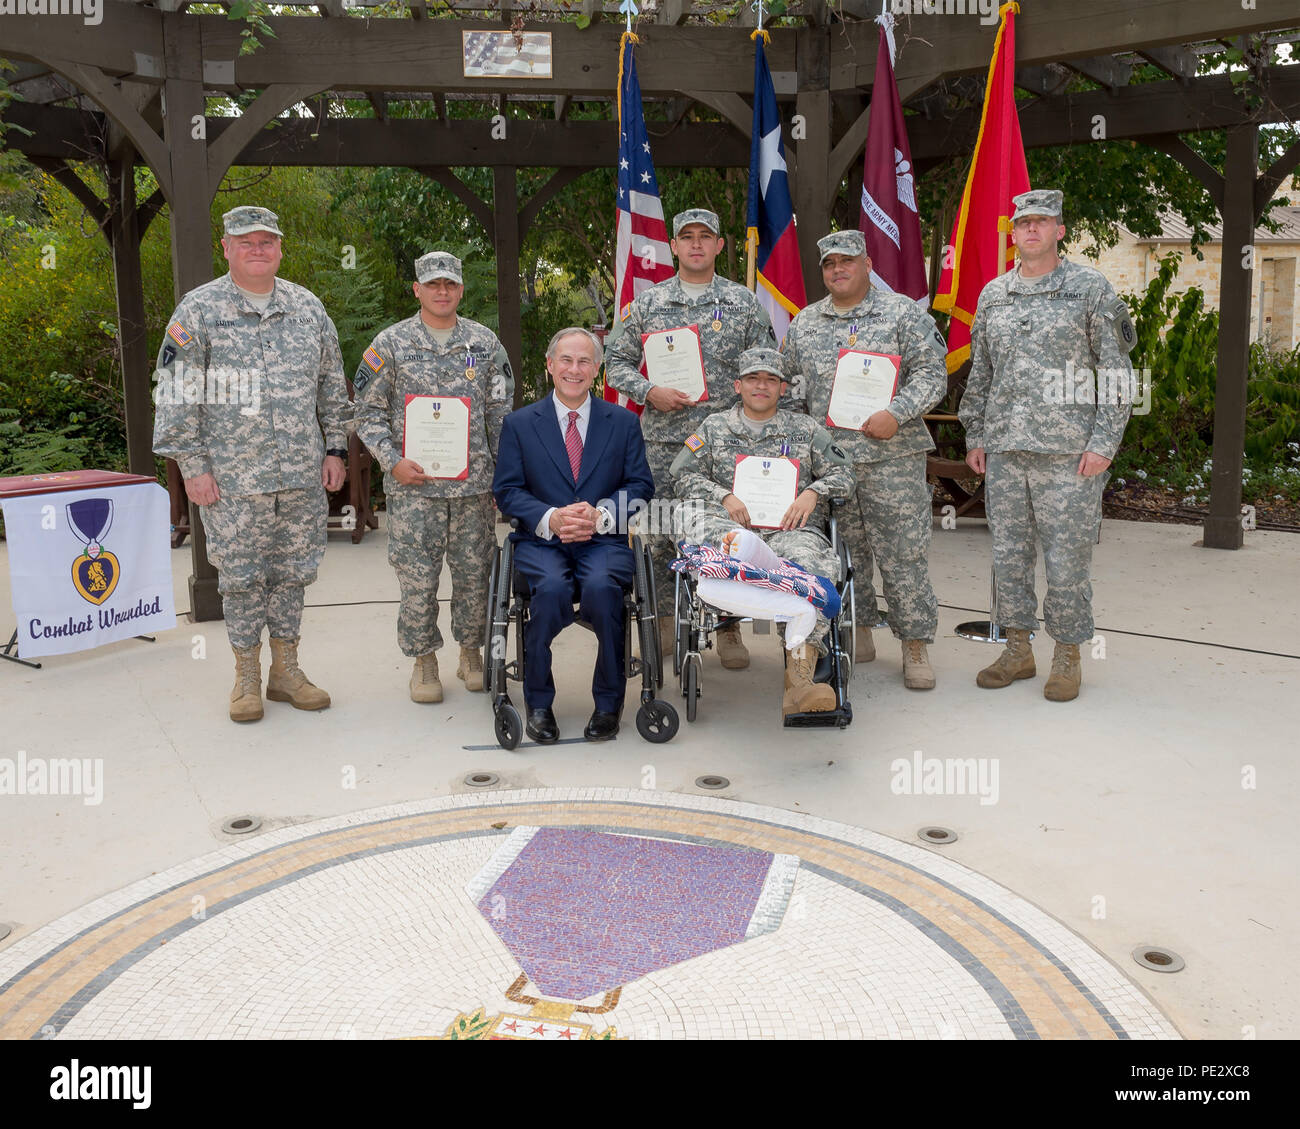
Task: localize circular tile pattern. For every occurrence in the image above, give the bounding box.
[0,789,1179,1040]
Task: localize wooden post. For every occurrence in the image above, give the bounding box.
[493,166,524,409]
[1203,122,1258,550]
[793,26,832,300]
[163,11,222,619]
[107,151,154,478]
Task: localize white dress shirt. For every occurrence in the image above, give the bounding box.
[536,393,615,539]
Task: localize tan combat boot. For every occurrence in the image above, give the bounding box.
[266,636,331,710]
[716,622,750,670]
[975,628,1036,689]
[230,643,263,723]
[902,639,936,690]
[782,643,837,714]
[1043,642,1082,702]
[456,645,484,691]
[858,626,876,663]
[410,652,443,703]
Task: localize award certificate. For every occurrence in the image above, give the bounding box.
[642,325,708,403]
[403,394,471,480]
[826,349,901,430]
[732,455,800,531]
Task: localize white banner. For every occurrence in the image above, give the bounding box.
[2,483,176,658]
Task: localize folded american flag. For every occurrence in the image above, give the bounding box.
[671,542,840,618]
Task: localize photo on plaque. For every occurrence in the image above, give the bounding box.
[462,30,553,79]
[641,325,708,404]
[731,454,800,531]
[826,349,901,431]
[403,394,471,480]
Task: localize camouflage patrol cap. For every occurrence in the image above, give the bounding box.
[415,251,463,284]
[1011,189,1064,222]
[817,229,867,262]
[737,347,787,380]
[672,208,721,238]
[223,206,283,237]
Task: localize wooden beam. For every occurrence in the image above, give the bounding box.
[518,166,596,239]
[414,166,494,234]
[367,92,387,121]
[793,27,831,298]
[1255,134,1300,218]
[1204,122,1258,550]
[1137,45,1198,80]
[553,95,570,122]
[205,82,325,198]
[656,0,688,25]
[1147,134,1225,212]
[29,158,109,232]
[1060,55,1133,91]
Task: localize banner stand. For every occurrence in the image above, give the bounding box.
[1,628,157,673]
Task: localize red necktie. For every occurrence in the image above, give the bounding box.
[565,410,583,482]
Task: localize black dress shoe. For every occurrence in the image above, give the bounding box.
[526,707,559,744]
[584,710,620,742]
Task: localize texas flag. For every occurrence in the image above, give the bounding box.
[746,34,806,344]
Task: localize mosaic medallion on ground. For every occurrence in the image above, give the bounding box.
[0,789,1179,1040]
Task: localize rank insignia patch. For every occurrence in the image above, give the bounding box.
[166,322,192,347]
[362,347,385,372]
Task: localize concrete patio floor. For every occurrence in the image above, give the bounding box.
[1,512,1296,1039]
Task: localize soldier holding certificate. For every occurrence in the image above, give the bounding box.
[605,207,776,666]
[671,347,853,710]
[353,251,514,703]
[781,229,947,690]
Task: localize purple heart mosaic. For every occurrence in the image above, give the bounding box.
[466,827,799,1000]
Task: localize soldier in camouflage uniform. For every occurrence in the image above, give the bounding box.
[153,206,348,723]
[961,189,1135,701]
[782,229,947,690]
[671,347,854,713]
[353,251,514,703]
[604,208,776,655]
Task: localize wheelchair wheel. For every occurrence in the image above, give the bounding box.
[636,699,679,743]
[683,652,700,723]
[494,703,522,751]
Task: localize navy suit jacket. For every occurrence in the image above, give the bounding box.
[492,393,655,543]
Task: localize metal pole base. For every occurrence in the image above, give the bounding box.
[1,629,42,669]
[955,621,1035,644]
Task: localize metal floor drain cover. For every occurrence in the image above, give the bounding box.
[221,815,262,835]
[918,826,958,845]
[1131,945,1185,973]
[695,775,730,790]
[464,772,500,788]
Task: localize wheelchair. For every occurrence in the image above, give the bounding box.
[670,499,856,729]
[483,524,680,750]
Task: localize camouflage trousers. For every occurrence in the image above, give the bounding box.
[203,487,327,649]
[986,450,1107,645]
[681,505,840,652]
[840,452,937,641]
[644,440,682,619]
[386,490,495,656]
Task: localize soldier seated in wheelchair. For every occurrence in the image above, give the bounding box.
[669,346,855,715]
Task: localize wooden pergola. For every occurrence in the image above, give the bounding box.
[3,0,1298,620]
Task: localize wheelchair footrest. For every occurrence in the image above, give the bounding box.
[783,702,853,729]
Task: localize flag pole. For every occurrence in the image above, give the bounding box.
[745,0,767,293]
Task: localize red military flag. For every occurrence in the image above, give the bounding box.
[607,30,675,412]
[932,1,1030,373]
[858,12,928,303]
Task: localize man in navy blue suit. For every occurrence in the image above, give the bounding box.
[493,328,655,743]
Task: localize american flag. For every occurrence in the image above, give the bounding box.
[606,32,674,413]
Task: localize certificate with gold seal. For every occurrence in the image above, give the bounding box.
[403,394,470,480]
[826,349,901,430]
[642,325,708,403]
[732,454,800,530]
